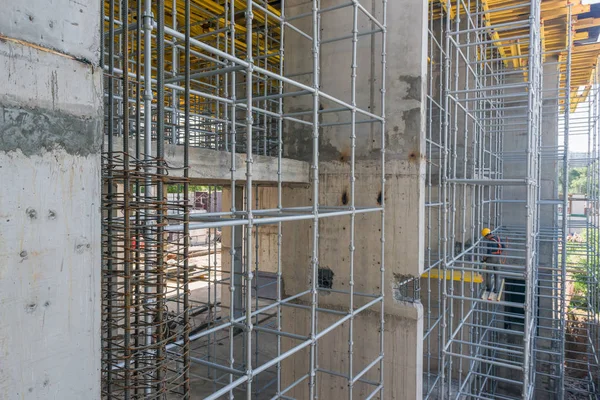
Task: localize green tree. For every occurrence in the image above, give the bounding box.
[166,185,222,193]
[559,166,597,195]
[564,231,600,313]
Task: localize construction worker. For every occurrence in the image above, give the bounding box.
[481,228,504,292]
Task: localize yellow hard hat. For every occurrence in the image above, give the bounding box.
[481,228,491,237]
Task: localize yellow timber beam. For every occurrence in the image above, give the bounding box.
[165,0,281,64]
[575,17,600,30]
[421,269,484,284]
[482,0,511,68]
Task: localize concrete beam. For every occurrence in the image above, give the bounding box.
[106,137,310,185]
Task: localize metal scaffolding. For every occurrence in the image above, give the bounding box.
[558,82,600,398]
[422,0,600,399]
[102,0,387,398]
[101,0,600,398]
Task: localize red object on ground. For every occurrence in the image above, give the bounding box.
[131,238,145,249]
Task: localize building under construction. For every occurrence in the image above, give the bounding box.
[1,0,600,398]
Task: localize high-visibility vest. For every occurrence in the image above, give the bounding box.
[489,235,503,255]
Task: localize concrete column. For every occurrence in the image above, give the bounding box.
[536,58,561,395]
[502,59,559,229]
[254,187,280,276]
[0,3,102,399]
[501,61,559,260]
[281,0,427,398]
[222,186,280,315]
[222,186,244,317]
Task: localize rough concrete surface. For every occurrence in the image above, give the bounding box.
[0,150,101,400]
[0,39,102,118]
[0,105,101,156]
[0,0,101,62]
[282,307,423,399]
[0,2,102,398]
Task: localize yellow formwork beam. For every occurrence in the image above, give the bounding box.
[421,269,484,284]
[103,0,282,65]
[234,0,281,21]
[426,0,600,101]
[511,41,523,69]
[542,21,547,61]
[481,0,511,68]
[572,85,591,112]
[166,0,281,63]
[575,17,600,30]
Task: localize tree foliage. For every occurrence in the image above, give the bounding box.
[166,185,222,194]
[564,231,600,313]
[559,166,598,195]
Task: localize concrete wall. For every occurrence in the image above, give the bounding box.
[281,306,422,398]
[221,186,280,313]
[424,187,476,259]
[0,2,102,399]
[420,279,478,379]
[281,0,427,398]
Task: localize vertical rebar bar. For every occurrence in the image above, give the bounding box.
[347,1,358,398]
[558,6,572,399]
[379,2,388,397]
[142,0,154,394]
[309,1,321,398]
[183,0,191,396]
[244,2,255,398]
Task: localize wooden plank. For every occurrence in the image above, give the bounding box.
[421,269,484,283]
